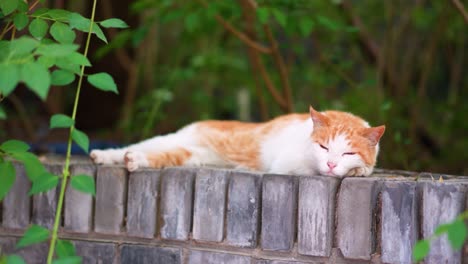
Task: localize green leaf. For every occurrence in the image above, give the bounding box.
[0,161,15,201]
[87,73,118,93]
[56,239,76,258]
[10,37,40,56]
[317,15,340,31]
[0,139,30,153]
[256,7,270,24]
[40,9,72,22]
[447,219,467,249]
[271,9,286,27]
[6,255,25,264]
[50,114,74,128]
[16,225,50,248]
[37,56,56,68]
[65,51,91,67]
[55,57,80,75]
[412,239,430,262]
[0,106,6,120]
[20,62,51,100]
[0,0,19,16]
[36,43,79,57]
[68,12,91,32]
[10,152,46,181]
[299,17,315,37]
[51,69,75,86]
[28,172,59,195]
[99,18,129,28]
[0,64,20,97]
[92,23,107,43]
[52,256,82,264]
[70,174,95,196]
[13,12,29,30]
[50,21,76,44]
[29,18,49,40]
[71,128,89,153]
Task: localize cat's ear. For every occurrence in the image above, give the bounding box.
[310,106,329,128]
[361,125,385,146]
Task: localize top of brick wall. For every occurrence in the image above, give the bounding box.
[1,159,467,264]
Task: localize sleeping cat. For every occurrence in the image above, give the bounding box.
[90,106,385,176]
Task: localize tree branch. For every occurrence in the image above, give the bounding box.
[198,0,272,54]
[263,25,293,112]
[451,0,468,24]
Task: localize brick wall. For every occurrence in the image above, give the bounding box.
[0,162,467,264]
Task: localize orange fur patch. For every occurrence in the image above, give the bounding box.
[146,148,192,168]
[197,114,309,170]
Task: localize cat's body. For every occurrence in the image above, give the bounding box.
[90,107,385,177]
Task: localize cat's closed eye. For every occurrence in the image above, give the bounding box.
[319,144,328,151]
[343,152,356,156]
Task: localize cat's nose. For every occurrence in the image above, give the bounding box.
[327,161,337,169]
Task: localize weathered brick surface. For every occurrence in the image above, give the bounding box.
[254,260,310,264]
[2,163,31,229]
[94,166,127,234]
[160,167,195,240]
[421,181,466,264]
[336,177,380,260]
[64,164,96,232]
[297,175,339,257]
[0,237,48,264]
[31,163,62,229]
[188,250,251,264]
[120,244,180,264]
[261,174,297,251]
[380,181,418,264]
[193,168,228,242]
[226,171,262,248]
[126,169,160,238]
[73,240,117,264]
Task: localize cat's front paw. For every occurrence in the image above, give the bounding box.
[124,151,149,171]
[346,167,371,177]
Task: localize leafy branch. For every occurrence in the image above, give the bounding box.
[0,0,127,263]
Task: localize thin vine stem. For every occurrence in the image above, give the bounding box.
[46,0,97,262]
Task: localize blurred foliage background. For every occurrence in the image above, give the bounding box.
[0,0,467,174]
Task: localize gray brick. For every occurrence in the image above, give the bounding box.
[381,181,418,264]
[336,177,380,260]
[2,163,31,229]
[297,175,339,257]
[126,169,160,238]
[120,244,180,264]
[64,164,96,232]
[193,168,229,242]
[94,166,127,234]
[31,163,62,229]
[421,181,466,264]
[254,260,310,264]
[160,167,195,240]
[73,240,117,264]
[261,174,297,251]
[226,172,261,248]
[188,250,251,264]
[0,237,48,264]
[127,170,160,238]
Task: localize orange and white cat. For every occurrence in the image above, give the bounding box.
[90,106,385,176]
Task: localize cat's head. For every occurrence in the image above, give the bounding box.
[309,106,385,177]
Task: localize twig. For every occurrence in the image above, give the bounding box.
[263,25,293,112]
[451,0,468,23]
[197,0,272,54]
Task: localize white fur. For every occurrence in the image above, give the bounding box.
[91,117,377,176]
